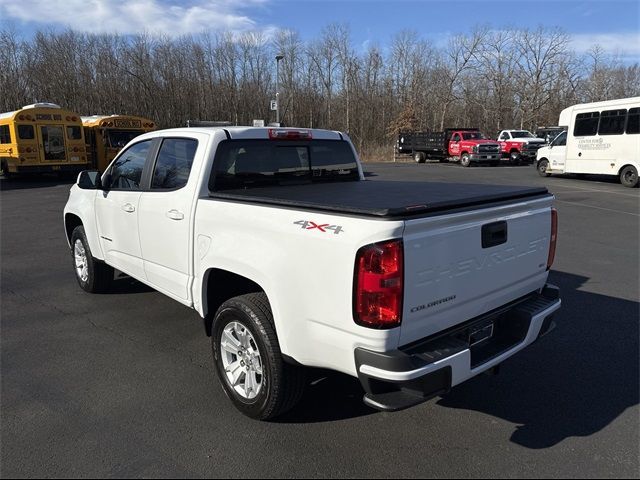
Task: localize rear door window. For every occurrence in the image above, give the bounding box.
[151,138,198,190]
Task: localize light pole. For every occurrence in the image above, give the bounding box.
[275,54,284,125]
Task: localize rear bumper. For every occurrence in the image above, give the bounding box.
[355,284,561,411]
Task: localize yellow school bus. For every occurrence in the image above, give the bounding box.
[82,115,157,171]
[0,103,89,177]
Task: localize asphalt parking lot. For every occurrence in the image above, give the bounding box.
[1,163,639,478]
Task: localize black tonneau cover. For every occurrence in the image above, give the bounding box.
[209,180,550,219]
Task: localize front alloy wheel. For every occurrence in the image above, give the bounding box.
[70,225,113,293]
[74,239,89,283]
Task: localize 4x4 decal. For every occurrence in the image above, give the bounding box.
[294,220,344,234]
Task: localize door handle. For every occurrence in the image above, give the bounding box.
[122,203,135,213]
[166,209,184,221]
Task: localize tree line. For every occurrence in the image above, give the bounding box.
[1,24,638,160]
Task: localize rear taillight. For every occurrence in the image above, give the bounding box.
[354,239,403,329]
[547,208,558,270]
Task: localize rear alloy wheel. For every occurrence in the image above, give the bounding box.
[537,159,551,177]
[414,152,426,163]
[620,165,638,188]
[460,153,471,167]
[212,293,306,420]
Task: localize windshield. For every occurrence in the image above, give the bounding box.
[511,131,535,138]
[210,139,360,191]
[462,132,487,140]
[106,130,143,148]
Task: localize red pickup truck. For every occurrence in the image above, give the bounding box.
[398,128,501,167]
[497,130,547,164]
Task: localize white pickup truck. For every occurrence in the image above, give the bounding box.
[64,127,561,420]
[497,130,547,164]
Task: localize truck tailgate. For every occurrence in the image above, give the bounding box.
[400,195,554,346]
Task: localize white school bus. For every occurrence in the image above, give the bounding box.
[0,103,89,177]
[536,97,640,187]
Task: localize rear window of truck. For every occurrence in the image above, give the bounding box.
[210,139,359,191]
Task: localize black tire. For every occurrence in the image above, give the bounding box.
[1,162,12,180]
[414,152,426,164]
[460,153,471,167]
[537,159,551,177]
[212,293,306,420]
[70,226,113,293]
[509,151,520,165]
[620,165,639,188]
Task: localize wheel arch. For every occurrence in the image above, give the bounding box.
[64,213,83,247]
[202,268,269,337]
[618,163,638,176]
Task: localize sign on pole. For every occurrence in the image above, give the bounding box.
[270,100,277,111]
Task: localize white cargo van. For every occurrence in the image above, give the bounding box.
[536,97,640,187]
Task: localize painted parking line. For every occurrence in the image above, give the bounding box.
[549,183,640,198]
[555,199,639,217]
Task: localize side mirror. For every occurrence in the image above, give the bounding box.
[77,170,102,190]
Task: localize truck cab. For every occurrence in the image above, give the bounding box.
[497,130,546,164]
[535,131,567,176]
[448,130,501,167]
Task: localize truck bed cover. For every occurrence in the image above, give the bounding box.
[209,180,550,218]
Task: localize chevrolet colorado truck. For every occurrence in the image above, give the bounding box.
[64,127,561,420]
[397,128,501,166]
[497,130,547,164]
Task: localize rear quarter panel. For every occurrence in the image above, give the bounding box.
[193,199,405,377]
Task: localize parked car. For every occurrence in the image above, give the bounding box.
[64,126,561,419]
